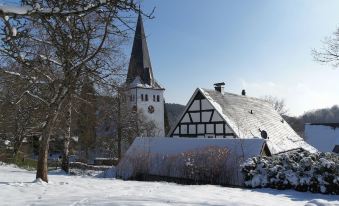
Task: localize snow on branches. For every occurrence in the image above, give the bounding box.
[0,0,138,16]
[241,151,339,194]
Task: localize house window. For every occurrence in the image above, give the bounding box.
[145,94,148,101]
[141,94,144,101]
[153,95,156,102]
[157,95,160,102]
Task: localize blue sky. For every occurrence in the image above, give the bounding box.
[139,0,339,116]
[1,0,339,116]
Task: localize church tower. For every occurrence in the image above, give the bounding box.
[126,13,165,136]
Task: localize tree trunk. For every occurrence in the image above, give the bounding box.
[61,100,71,173]
[36,126,50,182]
[117,95,122,159]
[12,128,25,158]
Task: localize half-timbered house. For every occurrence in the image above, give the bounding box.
[169,83,317,155]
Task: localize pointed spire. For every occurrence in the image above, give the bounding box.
[126,13,154,86]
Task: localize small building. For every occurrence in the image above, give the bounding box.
[117,137,270,186]
[168,83,316,155]
[304,123,339,153]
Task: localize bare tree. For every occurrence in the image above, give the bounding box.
[0,63,45,157]
[313,28,339,68]
[96,85,159,160]
[0,1,148,182]
[263,95,288,115]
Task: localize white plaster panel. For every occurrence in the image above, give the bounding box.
[189,125,196,134]
[201,99,213,110]
[190,113,200,123]
[181,114,191,123]
[212,112,223,122]
[174,127,179,134]
[206,124,214,133]
[225,125,232,133]
[216,124,223,133]
[202,111,212,122]
[198,124,205,133]
[181,125,187,134]
[189,100,200,111]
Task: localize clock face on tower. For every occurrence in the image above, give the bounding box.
[148,105,155,114]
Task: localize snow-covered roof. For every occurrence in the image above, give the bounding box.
[169,88,316,154]
[304,123,339,153]
[126,137,267,159]
[128,76,164,90]
[199,88,317,154]
[117,137,268,185]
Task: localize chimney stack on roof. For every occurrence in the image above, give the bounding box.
[242,89,246,96]
[214,82,225,94]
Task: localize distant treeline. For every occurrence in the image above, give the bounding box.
[165,103,186,132]
[284,105,339,138]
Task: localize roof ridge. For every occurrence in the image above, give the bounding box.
[201,88,269,104]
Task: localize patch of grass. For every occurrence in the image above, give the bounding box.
[7,156,37,171]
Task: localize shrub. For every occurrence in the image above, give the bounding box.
[174,146,231,184]
[241,151,339,194]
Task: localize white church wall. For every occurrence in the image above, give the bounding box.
[128,87,165,136]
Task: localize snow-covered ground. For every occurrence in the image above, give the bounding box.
[0,164,338,206]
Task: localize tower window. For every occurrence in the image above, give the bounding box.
[157,95,160,102]
[145,94,148,101]
[153,95,156,102]
[141,94,144,101]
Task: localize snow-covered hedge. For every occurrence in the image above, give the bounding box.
[241,151,339,194]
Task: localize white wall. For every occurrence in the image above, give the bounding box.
[304,124,339,152]
[128,87,165,136]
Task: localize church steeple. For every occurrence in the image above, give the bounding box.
[126,13,155,86]
[125,12,165,137]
